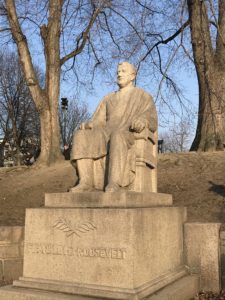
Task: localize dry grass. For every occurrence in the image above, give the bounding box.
[1,151,225,225]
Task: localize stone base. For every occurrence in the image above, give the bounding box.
[12,267,186,299]
[0,226,24,283]
[184,222,221,292]
[0,258,23,283]
[44,191,172,207]
[0,192,191,299]
[0,285,91,300]
[149,274,199,300]
[0,275,199,300]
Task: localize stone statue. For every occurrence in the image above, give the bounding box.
[70,62,157,192]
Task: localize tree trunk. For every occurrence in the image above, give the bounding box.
[191,71,225,151]
[36,0,64,165]
[0,143,5,167]
[38,107,63,164]
[6,0,63,165]
[188,0,225,151]
[11,118,21,166]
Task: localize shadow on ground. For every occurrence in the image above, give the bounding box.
[209,180,225,197]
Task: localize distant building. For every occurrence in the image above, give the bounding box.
[0,136,40,167]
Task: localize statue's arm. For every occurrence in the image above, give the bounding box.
[143,98,158,133]
[131,94,158,133]
[91,96,107,128]
[79,97,107,130]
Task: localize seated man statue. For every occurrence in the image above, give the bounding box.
[70,62,157,192]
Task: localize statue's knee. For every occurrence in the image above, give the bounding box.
[110,131,123,142]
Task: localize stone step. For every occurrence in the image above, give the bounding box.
[148,274,199,300]
[0,275,199,300]
[0,285,102,300]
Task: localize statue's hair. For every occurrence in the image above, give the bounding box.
[118,62,136,75]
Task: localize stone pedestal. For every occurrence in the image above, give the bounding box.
[184,222,221,292]
[0,192,199,300]
[0,226,24,284]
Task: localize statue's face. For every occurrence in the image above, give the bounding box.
[117,64,135,88]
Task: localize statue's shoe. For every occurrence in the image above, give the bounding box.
[105,183,120,192]
[70,183,95,192]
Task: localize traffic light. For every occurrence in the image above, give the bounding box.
[61,97,68,110]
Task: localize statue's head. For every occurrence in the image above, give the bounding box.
[117,62,136,88]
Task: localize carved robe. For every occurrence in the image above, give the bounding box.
[71,86,157,189]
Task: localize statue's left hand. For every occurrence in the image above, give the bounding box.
[79,122,93,130]
[130,119,145,133]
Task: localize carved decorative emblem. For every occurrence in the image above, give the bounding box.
[53,218,96,238]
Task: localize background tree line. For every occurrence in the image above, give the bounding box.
[0,0,223,165]
[0,51,89,166]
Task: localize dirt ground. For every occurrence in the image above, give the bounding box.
[0,151,225,226]
[158,151,225,223]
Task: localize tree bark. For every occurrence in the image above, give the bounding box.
[6,0,63,165]
[188,0,225,151]
[0,140,5,167]
[38,0,64,164]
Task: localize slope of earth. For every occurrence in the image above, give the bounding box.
[0,161,76,225]
[158,151,225,223]
[0,151,225,225]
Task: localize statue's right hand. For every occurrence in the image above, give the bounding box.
[79,122,85,130]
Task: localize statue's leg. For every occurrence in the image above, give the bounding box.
[93,156,106,190]
[105,131,134,192]
[70,158,94,192]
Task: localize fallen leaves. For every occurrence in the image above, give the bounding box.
[191,290,225,300]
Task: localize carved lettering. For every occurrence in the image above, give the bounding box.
[9,296,39,300]
[77,247,126,259]
[10,294,64,300]
[25,243,126,259]
[25,243,76,256]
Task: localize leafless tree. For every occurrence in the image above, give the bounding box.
[122,0,225,152]
[59,98,90,146]
[159,117,194,153]
[187,0,225,151]
[0,0,110,165]
[0,51,40,166]
[83,1,196,136]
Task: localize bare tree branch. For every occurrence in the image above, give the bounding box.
[100,11,121,52]
[139,20,190,67]
[60,3,105,65]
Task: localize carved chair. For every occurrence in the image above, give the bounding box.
[92,128,157,193]
[131,128,157,192]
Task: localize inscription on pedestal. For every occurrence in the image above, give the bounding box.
[10,296,29,300]
[10,296,36,300]
[25,243,127,260]
[77,247,126,259]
